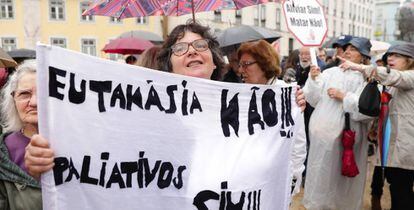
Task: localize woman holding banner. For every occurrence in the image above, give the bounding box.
[340,42,414,210]
[302,37,373,210]
[237,40,307,195]
[25,21,307,193]
[0,60,42,210]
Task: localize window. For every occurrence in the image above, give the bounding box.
[1,37,16,51]
[81,39,96,56]
[324,0,329,14]
[362,8,365,23]
[288,38,294,54]
[50,0,65,20]
[0,0,13,19]
[254,5,266,26]
[260,5,266,22]
[80,1,94,22]
[235,9,241,25]
[110,16,122,23]
[136,16,147,24]
[214,10,221,22]
[276,8,281,30]
[51,38,66,48]
[109,53,123,61]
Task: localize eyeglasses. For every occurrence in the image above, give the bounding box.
[239,61,257,69]
[171,39,209,57]
[11,88,35,102]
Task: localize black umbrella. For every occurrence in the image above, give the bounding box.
[217,25,281,55]
[7,49,36,63]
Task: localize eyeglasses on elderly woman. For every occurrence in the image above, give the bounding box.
[170,39,209,57]
[238,60,257,69]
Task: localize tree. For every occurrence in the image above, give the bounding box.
[397,4,414,42]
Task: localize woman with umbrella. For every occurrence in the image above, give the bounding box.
[340,42,414,210]
[302,37,373,210]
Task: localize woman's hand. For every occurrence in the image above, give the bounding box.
[338,56,365,72]
[295,86,306,112]
[25,134,55,180]
[310,65,321,80]
[327,88,345,101]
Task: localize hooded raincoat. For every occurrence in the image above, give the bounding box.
[302,66,371,210]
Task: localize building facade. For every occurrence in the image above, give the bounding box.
[321,0,375,43]
[1,0,377,60]
[374,0,401,42]
[0,0,163,59]
[168,0,376,57]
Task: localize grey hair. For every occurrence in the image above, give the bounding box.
[0,59,37,132]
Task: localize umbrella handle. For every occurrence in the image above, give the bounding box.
[345,112,350,130]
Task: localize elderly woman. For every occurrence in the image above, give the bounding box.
[340,42,414,210]
[0,60,42,210]
[25,22,306,186]
[302,37,373,210]
[237,40,307,195]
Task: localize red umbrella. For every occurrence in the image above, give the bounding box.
[377,86,392,168]
[341,112,359,177]
[102,37,154,55]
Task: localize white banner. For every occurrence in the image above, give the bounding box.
[37,45,301,210]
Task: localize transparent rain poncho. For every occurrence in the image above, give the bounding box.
[302,66,372,210]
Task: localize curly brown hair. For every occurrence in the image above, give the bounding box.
[237,40,281,80]
[157,21,224,81]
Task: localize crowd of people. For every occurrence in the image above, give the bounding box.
[0,21,413,210]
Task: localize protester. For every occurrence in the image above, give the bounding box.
[136,45,162,70]
[0,67,8,134]
[375,54,386,67]
[222,51,242,83]
[237,40,307,195]
[296,47,312,87]
[302,37,373,210]
[125,55,137,65]
[0,60,42,210]
[157,21,224,81]
[340,42,414,210]
[317,47,327,63]
[323,35,352,70]
[282,49,299,83]
[289,47,324,180]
